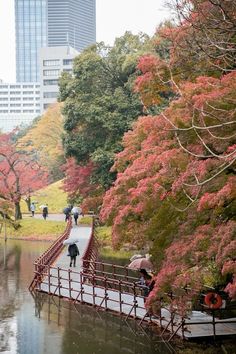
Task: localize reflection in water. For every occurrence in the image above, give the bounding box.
[0,240,174,354]
[32,292,173,354]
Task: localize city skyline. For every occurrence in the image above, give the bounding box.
[0,0,171,82]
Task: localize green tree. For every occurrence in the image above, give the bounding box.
[59,32,151,189]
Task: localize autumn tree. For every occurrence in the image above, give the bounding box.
[0,134,48,219]
[101,1,236,306]
[17,103,65,182]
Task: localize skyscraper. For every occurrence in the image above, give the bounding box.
[15,0,96,82]
[48,0,96,52]
[15,0,47,82]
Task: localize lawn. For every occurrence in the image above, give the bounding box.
[2,217,66,241]
[21,180,68,214]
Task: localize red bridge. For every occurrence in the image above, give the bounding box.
[29,218,236,341]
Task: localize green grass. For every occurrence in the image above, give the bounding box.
[96,225,133,264]
[2,217,66,241]
[79,216,93,225]
[96,226,112,246]
[21,180,68,214]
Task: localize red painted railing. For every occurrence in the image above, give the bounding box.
[81,217,99,273]
[29,218,72,290]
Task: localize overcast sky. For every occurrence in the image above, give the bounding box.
[0,0,170,82]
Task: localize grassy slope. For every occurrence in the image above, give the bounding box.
[21,180,68,214]
[4,218,66,241]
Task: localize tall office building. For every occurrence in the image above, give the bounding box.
[15,0,96,82]
[48,0,96,52]
[15,0,48,82]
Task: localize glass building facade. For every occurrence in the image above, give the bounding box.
[15,0,47,82]
[15,0,96,83]
[48,0,96,52]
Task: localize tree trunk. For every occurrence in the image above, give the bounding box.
[15,202,22,220]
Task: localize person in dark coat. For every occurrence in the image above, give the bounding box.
[42,205,48,220]
[68,243,79,267]
[137,269,155,301]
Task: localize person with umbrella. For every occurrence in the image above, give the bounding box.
[68,243,80,267]
[40,204,48,220]
[71,206,82,225]
[137,269,155,301]
[63,206,71,222]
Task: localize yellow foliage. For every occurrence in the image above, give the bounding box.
[17,103,64,168]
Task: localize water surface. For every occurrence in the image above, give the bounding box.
[0,239,173,354]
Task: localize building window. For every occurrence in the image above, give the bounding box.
[10,110,21,113]
[10,85,21,89]
[0,104,8,107]
[23,91,34,94]
[43,59,60,66]
[0,85,8,89]
[10,104,21,107]
[23,103,34,107]
[43,92,58,98]
[0,110,8,113]
[43,79,58,86]
[43,69,60,76]
[10,97,21,101]
[23,109,34,113]
[23,97,33,101]
[0,92,8,95]
[23,85,34,88]
[35,91,40,94]
[10,91,21,95]
[63,59,73,65]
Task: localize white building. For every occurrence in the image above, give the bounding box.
[0,81,41,132]
[40,46,79,113]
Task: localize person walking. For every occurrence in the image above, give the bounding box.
[42,205,48,220]
[71,206,81,225]
[68,243,80,267]
[30,202,36,217]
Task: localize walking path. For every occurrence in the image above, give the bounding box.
[37,222,236,340]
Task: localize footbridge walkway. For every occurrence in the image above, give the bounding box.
[29,218,236,341]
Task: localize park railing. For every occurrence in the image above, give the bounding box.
[81,217,99,273]
[29,218,72,291]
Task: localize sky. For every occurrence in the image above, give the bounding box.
[0,0,171,83]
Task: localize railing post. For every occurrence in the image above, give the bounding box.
[57,267,61,297]
[80,272,83,303]
[92,274,96,306]
[48,266,51,294]
[104,276,108,310]
[119,280,122,314]
[212,310,216,340]
[68,269,72,299]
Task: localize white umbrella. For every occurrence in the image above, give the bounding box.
[39,204,47,209]
[71,206,82,214]
[63,237,80,245]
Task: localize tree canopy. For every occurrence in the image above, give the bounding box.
[101,0,236,307]
[59,32,151,191]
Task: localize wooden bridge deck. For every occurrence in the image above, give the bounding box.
[36,223,236,340]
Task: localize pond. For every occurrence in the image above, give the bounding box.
[0,239,174,354]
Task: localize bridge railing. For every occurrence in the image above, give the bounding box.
[29,218,72,291]
[81,217,99,273]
